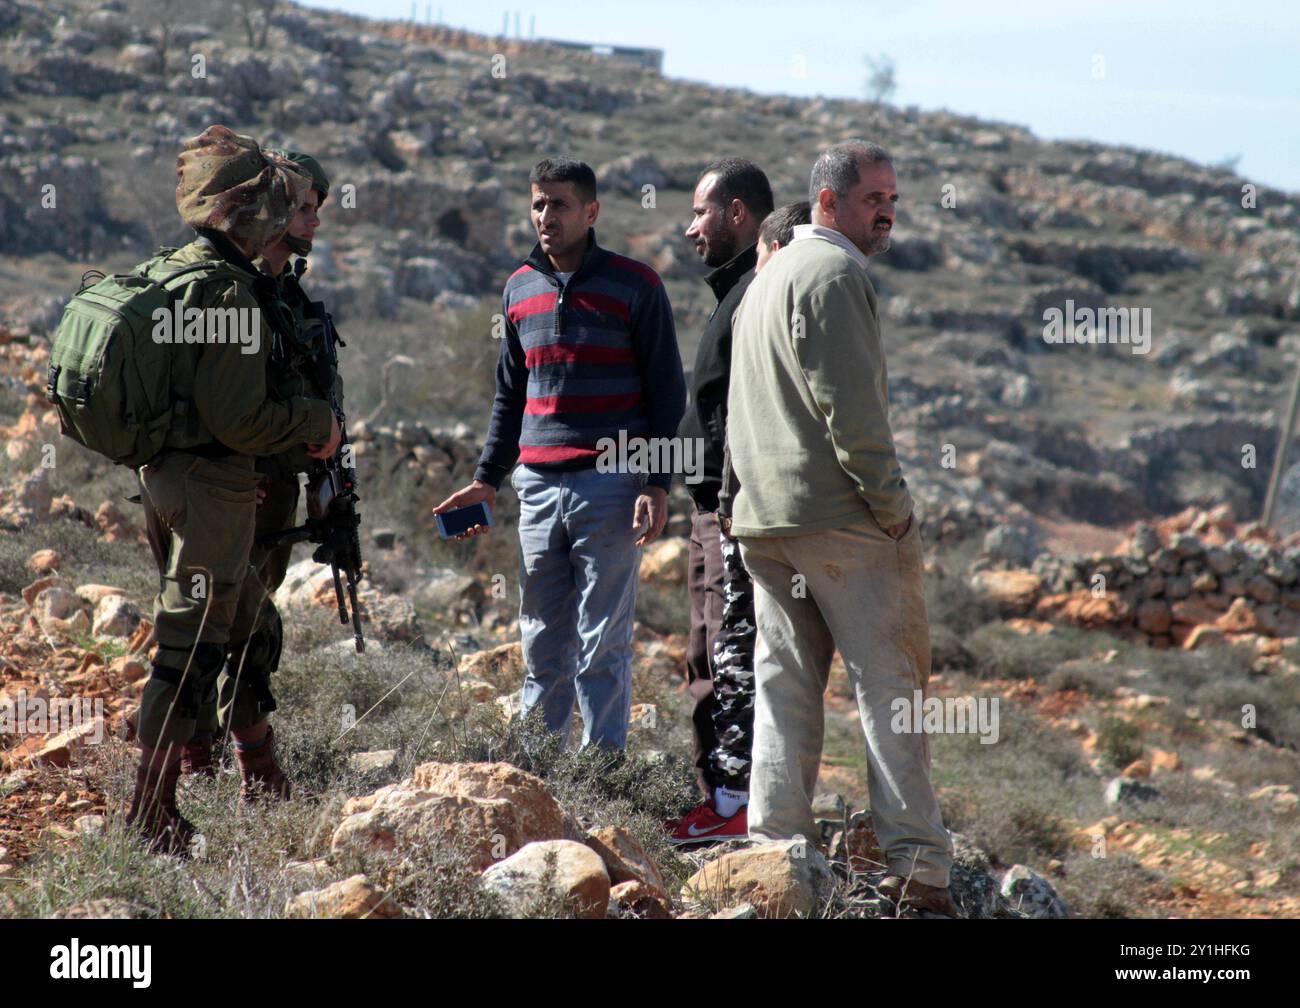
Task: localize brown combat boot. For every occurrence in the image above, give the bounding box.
[234,724,290,803]
[181,732,217,778]
[877,874,962,918]
[124,746,196,856]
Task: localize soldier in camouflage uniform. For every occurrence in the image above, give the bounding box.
[126,126,341,854]
[182,150,344,803]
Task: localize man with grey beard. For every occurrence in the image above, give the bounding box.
[726,141,958,916]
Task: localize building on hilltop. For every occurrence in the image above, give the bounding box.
[540,38,663,73]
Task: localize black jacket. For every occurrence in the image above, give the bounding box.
[678,243,758,510]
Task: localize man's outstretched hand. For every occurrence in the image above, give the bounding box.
[633,486,669,548]
[432,480,497,540]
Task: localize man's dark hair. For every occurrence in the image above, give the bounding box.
[530,157,598,203]
[759,200,811,249]
[699,157,774,220]
[808,140,892,204]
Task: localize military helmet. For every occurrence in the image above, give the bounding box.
[266,148,330,204]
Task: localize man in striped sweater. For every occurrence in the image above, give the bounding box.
[435,157,686,751]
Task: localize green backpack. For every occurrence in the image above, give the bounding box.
[46,253,247,467]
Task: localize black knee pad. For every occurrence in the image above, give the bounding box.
[150,641,224,718]
[227,615,283,714]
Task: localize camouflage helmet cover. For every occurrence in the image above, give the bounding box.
[175,124,311,253]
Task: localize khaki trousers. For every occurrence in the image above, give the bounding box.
[738,518,953,888]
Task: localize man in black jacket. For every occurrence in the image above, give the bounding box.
[668,158,772,843]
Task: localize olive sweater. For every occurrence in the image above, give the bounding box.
[727,225,913,537]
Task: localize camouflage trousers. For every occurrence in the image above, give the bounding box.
[195,458,301,738]
[136,452,262,749]
[708,530,757,791]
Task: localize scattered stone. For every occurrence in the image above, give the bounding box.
[459,642,524,691]
[31,721,102,768]
[25,549,60,574]
[458,678,496,702]
[107,656,149,682]
[1105,777,1160,806]
[92,595,142,637]
[610,879,673,919]
[32,584,86,623]
[682,839,833,919]
[411,762,574,841]
[1245,575,1280,604]
[1217,597,1258,633]
[283,857,334,888]
[709,902,757,919]
[1150,749,1183,773]
[1000,864,1071,918]
[94,500,138,542]
[1183,624,1225,651]
[75,584,127,606]
[1170,597,1219,625]
[410,567,484,613]
[982,524,1042,567]
[73,814,105,835]
[332,792,519,871]
[584,825,667,890]
[481,839,611,919]
[1247,785,1298,814]
[969,569,1042,612]
[347,749,398,774]
[495,688,524,720]
[22,574,74,608]
[1135,599,1172,635]
[284,874,402,919]
[1130,524,1162,556]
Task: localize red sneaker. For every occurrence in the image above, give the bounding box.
[666,799,748,845]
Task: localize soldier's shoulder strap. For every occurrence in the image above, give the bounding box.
[145,256,251,297]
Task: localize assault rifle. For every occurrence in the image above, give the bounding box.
[259,270,365,652]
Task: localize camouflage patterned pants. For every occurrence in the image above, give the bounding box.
[708,531,757,791]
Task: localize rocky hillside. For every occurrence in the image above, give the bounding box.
[1,0,1298,919]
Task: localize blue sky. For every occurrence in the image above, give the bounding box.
[302,0,1299,193]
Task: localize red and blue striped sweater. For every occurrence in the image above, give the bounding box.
[474,229,687,491]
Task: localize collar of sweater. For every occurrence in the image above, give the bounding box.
[704,242,758,303]
[790,223,871,271]
[523,227,609,283]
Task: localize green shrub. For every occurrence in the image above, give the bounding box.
[1095,716,1144,768]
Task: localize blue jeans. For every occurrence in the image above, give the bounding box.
[512,464,646,750]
